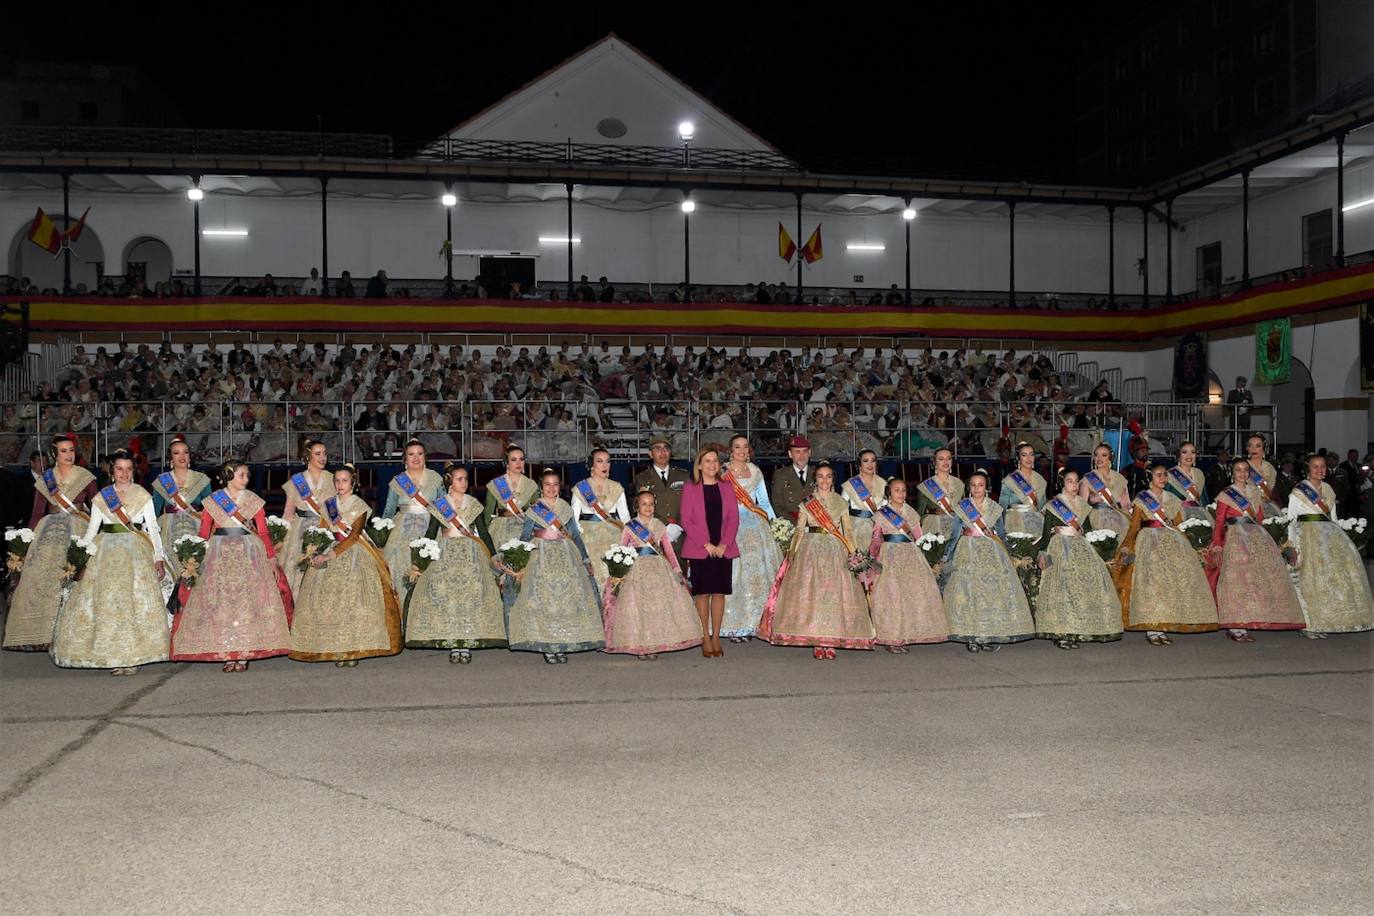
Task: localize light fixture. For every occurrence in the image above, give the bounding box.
[441,192,457,207]
[201,228,248,237]
[681,199,696,213]
[538,236,581,244]
[846,242,886,251]
[187,187,204,202]
[1342,196,1374,212]
[677,120,695,142]
[902,208,917,221]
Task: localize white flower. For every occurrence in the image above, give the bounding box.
[1261,514,1288,527]
[5,528,34,544]
[1085,529,1119,543]
[411,537,441,561]
[370,517,395,530]
[174,535,206,547]
[1179,518,1213,531]
[77,538,97,556]
[1006,531,1037,541]
[499,539,535,552]
[266,515,289,530]
[1206,502,1218,511]
[915,533,947,549]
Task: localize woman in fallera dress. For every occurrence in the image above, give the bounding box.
[997,442,1046,539]
[485,444,539,548]
[719,434,782,642]
[280,438,333,597]
[1205,458,1304,642]
[4,435,98,652]
[940,469,1035,652]
[1033,469,1122,649]
[289,464,403,666]
[841,448,888,555]
[760,462,875,659]
[405,462,507,663]
[602,489,703,659]
[150,435,211,582]
[572,447,629,595]
[171,460,293,672]
[865,478,948,651]
[1079,443,1132,539]
[1286,453,1374,636]
[916,447,965,540]
[50,449,169,675]
[1166,441,1211,524]
[506,468,604,664]
[382,439,444,603]
[1112,461,1218,646]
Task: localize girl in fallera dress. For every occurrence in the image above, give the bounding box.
[916,447,964,540]
[1286,453,1374,636]
[289,464,403,667]
[1033,469,1123,649]
[4,435,99,652]
[1205,458,1305,642]
[150,435,211,583]
[50,449,170,675]
[171,460,293,672]
[506,468,604,664]
[761,462,875,659]
[485,444,539,548]
[280,438,333,597]
[1166,441,1211,524]
[1080,443,1132,539]
[997,442,1047,539]
[382,439,444,603]
[405,462,507,663]
[602,489,703,659]
[940,469,1036,652]
[1112,462,1218,646]
[841,448,888,555]
[572,447,630,595]
[865,478,948,651]
[719,434,782,641]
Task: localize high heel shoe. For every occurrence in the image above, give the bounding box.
[702,642,712,657]
[823,647,836,660]
[812,647,825,660]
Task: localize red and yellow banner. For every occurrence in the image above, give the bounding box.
[7,261,1373,340]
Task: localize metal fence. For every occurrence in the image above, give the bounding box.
[0,398,1276,469]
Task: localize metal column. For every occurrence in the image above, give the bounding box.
[795,193,803,304]
[1165,198,1173,302]
[1008,202,1016,308]
[683,198,691,290]
[1241,168,1251,287]
[192,179,202,296]
[903,198,912,306]
[444,185,454,296]
[61,173,71,293]
[320,177,329,297]
[566,183,574,299]
[1140,206,1149,309]
[1336,132,1346,266]
[1107,205,1115,308]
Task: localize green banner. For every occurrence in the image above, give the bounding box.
[1254,317,1291,385]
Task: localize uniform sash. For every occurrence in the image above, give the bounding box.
[530,501,569,539]
[576,479,624,528]
[433,493,493,561]
[39,468,91,522]
[99,485,155,548]
[722,470,769,522]
[958,497,1005,545]
[290,471,327,517]
[156,472,202,517]
[1167,466,1200,501]
[878,505,915,538]
[1084,470,1119,506]
[847,476,881,515]
[324,496,351,539]
[1248,463,1275,501]
[804,497,854,552]
[626,518,664,559]
[1294,480,1330,516]
[1220,486,1256,520]
[210,489,252,527]
[491,475,525,518]
[391,472,432,511]
[919,477,956,516]
[1047,496,1081,531]
[1008,470,1038,508]
[1136,491,1176,530]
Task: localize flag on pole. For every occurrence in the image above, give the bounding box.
[800,224,823,264]
[778,222,796,263]
[26,208,62,255]
[65,207,91,245]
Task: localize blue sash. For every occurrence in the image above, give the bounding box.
[1222,487,1251,514]
[878,505,907,532]
[157,472,179,497]
[1294,480,1328,513]
[100,485,122,514]
[1167,466,1197,498]
[1009,470,1037,507]
[211,489,240,519]
[1047,497,1078,527]
[1137,491,1169,524]
[433,494,458,525]
[42,468,59,496]
[921,477,946,502]
[1084,471,1108,494]
[575,479,599,507]
[492,476,514,502]
[530,502,559,529]
[958,498,982,525]
[324,496,341,524]
[395,473,418,498]
[847,476,872,504]
[290,472,313,500]
[627,519,654,545]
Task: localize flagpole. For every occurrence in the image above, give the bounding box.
[61,173,71,294]
[795,193,803,305]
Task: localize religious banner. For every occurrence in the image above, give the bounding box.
[1172,331,1208,399]
[1254,317,1291,385]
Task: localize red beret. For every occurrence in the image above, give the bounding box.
[788,435,810,449]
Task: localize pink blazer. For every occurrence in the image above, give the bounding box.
[678,481,741,560]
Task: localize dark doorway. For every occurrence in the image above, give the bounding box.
[478,256,536,299]
[1196,241,1221,297]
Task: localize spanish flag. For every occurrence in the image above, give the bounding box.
[65,207,91,245]
[27,208,62,255]
[778,222,796,263]
[800,224,823,264]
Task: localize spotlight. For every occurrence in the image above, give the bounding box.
[902,208,917,221]
[441,192,457,207]
[187,187,204,202]
[677,121,695,142]
[681,200,697,213]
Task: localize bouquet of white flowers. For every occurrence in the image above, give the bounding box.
[173,534,208,586]
[914,532,947,567]
[1260,510,1291,547]
[265,515,289,549]
[498,539,536,574]
[1336,516,1368,554]
[298,526,334,571]
[368,516,395,548]
[769,517,795,549]
[1004,530,1041,599]
[1084,528,1120,563]
[4,527,34,574]
[408,537,441,583]
[603,544,637,594]
[65,535,97,580]
[1178,516,1213,551]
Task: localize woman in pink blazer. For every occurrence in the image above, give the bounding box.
[679,444,740,658]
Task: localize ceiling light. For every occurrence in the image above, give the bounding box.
[902,208,917,220]
[1342,197,1374,212]
[201,228,248,237]
[441,192,457,207]
[846,243,886,251]
[677,121,695,142]
[187,187,204,202]
[538,236,581,244]
[681,200,697,213]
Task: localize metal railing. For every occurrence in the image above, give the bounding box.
[0,398,1277,470]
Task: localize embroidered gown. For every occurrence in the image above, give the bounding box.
[866,503,948,645]
[171,489,294,661]
[571,478,629,595]
[760,490,875,649]
[1287,481,1374,634]
[841,474,888,557]
[720,462,783,638]
[1165,465,1211,524]
[1083,468,1132,540]
[916,475,965,541]
[483,473,539,548]
[382,468,445,602]
[281,468,333,597]
[4,466,98,651]
[151,469,212,582]
[997,468,1047,539]
[506,499,605,654]
[602,518,703,655]
[405,493,507,650]
[289,494,403,661]
[50,485,170,669]
[940,498,1035,645]
[1207,484,1304,631]
[1111,491,1218,634]
[1032,495,1122,643]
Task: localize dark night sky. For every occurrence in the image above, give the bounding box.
[9,2,1136,183]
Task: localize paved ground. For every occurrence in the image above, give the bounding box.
[1,627,1370,915]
